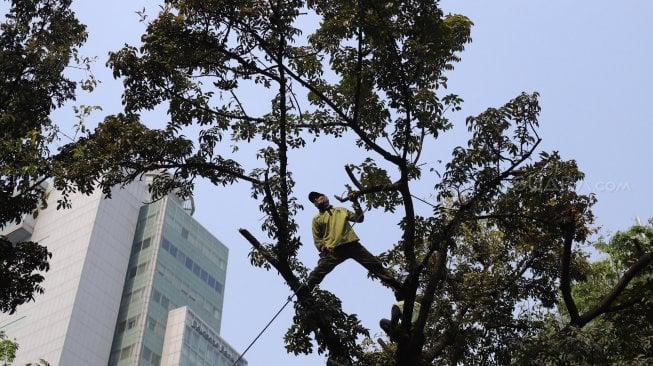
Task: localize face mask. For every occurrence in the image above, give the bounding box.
[316,197,330,210]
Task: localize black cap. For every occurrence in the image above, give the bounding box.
[308,191,323,202]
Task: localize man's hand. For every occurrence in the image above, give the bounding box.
[334,191,360,202]
[347,192,359,202]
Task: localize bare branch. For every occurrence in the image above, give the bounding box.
[238,227,277,262]
[335,181,401,202]
[560,223,580,324]
[576,250,653,326]
[422,304,470,364]
[345,165,363,190]
[148,161,262,186]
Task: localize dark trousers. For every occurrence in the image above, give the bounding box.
[307,241,401,290]
[380,304,404,342]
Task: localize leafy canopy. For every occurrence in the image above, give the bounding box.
[54,1,653,365]
[1,0,86,314]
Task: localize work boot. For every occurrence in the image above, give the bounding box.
[380,318,393,334]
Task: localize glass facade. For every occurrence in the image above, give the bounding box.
[108,196,231,366]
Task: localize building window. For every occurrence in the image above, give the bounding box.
[181,227,189,239]
[131,288,143,304]
[170,243,178,257]
[120,345,133,361]
[200,269,208,282]
[141,237,152,249]
[128,266,138,278]
[161,295,170,310]
[152,289,161,303]
[177,249,186,263]
[142,346,152,362]
[161,237,170,251]
[161,237,225,296]
[136,262,149,276]
[127,315,140,330]
[148,317,156,332]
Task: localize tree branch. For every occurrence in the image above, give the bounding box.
[335,180,401,202]
[576,250,653,326]
[147,161,262,186]
[239,227,279,266]
[352,7,364,127]
[402,247,448,364]
[238,228,357,363]
[262,170,284,232]
[421,138,542,269]
[242,24,401,165]
[422,304,470,364]
[560,223,581,324]
[345,165,363,190]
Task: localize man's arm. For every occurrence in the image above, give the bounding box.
[348,193,364,223]
[312,217,327,251]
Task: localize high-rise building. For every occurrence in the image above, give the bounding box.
[0,176,245,366]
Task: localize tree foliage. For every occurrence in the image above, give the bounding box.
[0,331,18,366]
[512,220,653,365]
[0,332,50,366]
[54,0,653,364]
[0,239,50,314]
[0,0,86,313]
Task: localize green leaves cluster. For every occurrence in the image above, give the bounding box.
[0,238,50,314]
[1,0,86,314]
[0,331,18,365]
[285,290,367,359]
[1,0,86,224]
[512,220,653,365]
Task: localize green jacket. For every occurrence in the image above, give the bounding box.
[311,203,363,251]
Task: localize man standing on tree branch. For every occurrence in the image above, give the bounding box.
[302,191,404,300]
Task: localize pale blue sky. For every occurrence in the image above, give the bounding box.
[5,1,653,365]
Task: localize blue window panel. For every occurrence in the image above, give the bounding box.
[161,238,170,251]
[192,263,201,277]
[170,244,178,257]
[208,275,215,288]
[185,257,193,270]
[152,289,161,303]
[177,250,186,264]
[214,281,223,294]
[200,269,208,282]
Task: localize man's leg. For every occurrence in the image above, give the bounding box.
[380,304,402,340]
[379,318,393,334]
[306,249,347,289]
[347,242,403,291]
